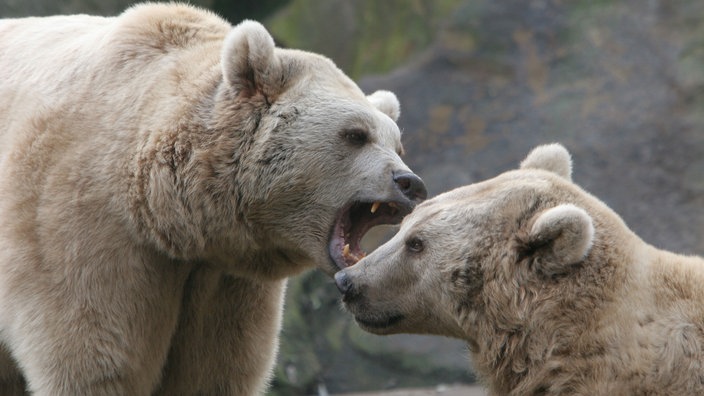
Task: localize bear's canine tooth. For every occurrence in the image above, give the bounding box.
[370,201,381,214]
[343,244,350,257]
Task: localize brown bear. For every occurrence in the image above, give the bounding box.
[336,143,704,395]
[0,3,426,395]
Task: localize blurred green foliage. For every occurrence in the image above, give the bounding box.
[267,0,462,78]
[0,0,290,23]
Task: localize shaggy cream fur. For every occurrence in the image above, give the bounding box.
[338,144,704,395]
[0,3,424,395]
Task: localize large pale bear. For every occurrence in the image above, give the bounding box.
[337,144,704,395]
[0,3,426,395]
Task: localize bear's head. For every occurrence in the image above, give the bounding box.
[335,144,633,343]
[139,20,426,279]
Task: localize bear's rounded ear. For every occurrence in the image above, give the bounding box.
[521,204,594,276]
[519,143,572,181]
[367,90,400,122]
[221,20,281,98]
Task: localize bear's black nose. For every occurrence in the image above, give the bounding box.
[393,171,427,202]
[334,271,353,295]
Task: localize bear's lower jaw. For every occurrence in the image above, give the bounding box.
[354,313,405,332]
[328,200,413,270]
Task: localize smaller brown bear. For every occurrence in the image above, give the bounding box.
[336,143,704,395]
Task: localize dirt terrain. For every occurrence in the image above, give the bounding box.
[336,384,487,396]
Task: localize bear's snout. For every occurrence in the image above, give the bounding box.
[334,270,353,295]
[334,270,364,303]
[393,171,427,202]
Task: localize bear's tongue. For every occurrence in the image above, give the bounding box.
[330,201,404,269]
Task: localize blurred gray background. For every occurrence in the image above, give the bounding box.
[3,0,703,395]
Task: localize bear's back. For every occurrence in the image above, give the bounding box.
[0,3,228,97]
[0,4,228,155]
[112,3,230,63]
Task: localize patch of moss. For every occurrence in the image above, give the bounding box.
[266,0,463,78]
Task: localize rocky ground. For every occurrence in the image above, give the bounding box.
[336,384,487,396]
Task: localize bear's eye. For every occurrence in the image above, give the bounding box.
[341,128,369,146]
[406,236,424,253]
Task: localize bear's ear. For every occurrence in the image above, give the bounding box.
[221,20,282,98]
[519,143,572,181]
[367,90,400,122]
[520,204,594,276]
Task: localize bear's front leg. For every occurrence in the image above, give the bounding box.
[0,249,189,396]
[155,269,286,396]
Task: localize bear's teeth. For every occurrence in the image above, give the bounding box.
[370,201,381,214]
[343,244,350,256]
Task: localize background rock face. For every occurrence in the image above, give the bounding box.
[3,0,703,394]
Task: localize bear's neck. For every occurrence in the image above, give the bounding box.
[185,82,317,279]
[128,77,257,261]
[469,230,637,394]
[471,239,704,395]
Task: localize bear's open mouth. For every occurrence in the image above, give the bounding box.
[329,200,412,269]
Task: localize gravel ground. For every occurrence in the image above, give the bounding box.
[335,384,487,396]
